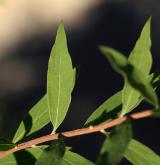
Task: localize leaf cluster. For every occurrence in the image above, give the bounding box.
[0,19,160,164]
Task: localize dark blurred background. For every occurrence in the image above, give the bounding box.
[0,0,160,164]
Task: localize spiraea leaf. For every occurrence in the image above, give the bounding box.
[99,46,158,111]
[124,139,160,165]
[47,23,75,132]
[97,120,132,165]
[122,18,152,116]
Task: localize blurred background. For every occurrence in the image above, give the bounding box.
[0,0,160,164]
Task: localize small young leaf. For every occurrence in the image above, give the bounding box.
[13,95,49,143]
[84,91,122,126]
[122,18,152,116]
[36,139,65,165]
[124,139,160,165]
[97,120,132,165]
[100,46,158,109]
[61,151,95,165]
[151,69,160,88]
[47,23,74,132]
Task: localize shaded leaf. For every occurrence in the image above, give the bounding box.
[13,67,76,143]
[26,146,48,159]
[124,139,160,165]
[72,65,81,91]
[151,69,160,88]
[84,91,122,126]
[0,138,15,151]
[47,23,74,132]
[84,68,160,127]
[0,146,45,165]
[14,150,37,165]
[61,151,95,165]
[97,120,132,165]
[122,19,152,116]
[100,46,158,109]
[13,96,49,143]
[72,68,76,91]
[36,139,65,165]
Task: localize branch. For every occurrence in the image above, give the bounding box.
[0,110,154,158]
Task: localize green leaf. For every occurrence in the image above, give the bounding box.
[36,139,65,165]
[151,69,160,88]
[26,146,48,159]
[128,18,152,72]
[61,151,95,165]
[13,67,76,143]
[84,91,122,126]
[0,147,94,165]
[13,95,49,143]
[124,139,160,165]
[0,138,15,151]
[72,68,76,91]
[0,154,16,165]
[97,120,132,165]
[0,143,15,151]
[121,18,152,116]
[84,68,160,127]
[47,23,74,132]
[0,146,46,165]
[100,46,158,110]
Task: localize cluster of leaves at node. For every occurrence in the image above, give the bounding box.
[1,18,160,165]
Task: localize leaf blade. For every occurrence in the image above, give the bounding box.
[36,140,65,165]
[122,18,152,116]
[47,23,74,132]
[97,120,132,165]
[0,146,47,165]
[84,91,122,126]
[124,139,160,165]
[61,151,95,165]
[0,138,15,151]
[100,46,158,109]
[13,95,49,143]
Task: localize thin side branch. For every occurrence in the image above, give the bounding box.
[0,110,154,158]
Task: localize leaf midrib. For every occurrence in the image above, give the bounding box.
[53,50,61,132]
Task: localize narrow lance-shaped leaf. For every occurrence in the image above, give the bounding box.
[13,95,49,143]
[124,139,160,165]
[61,151,95,165]
[47,23,74,132]
[99,46,158,109]
[0,146,46,165]
[85,69,160,127]
[0,147,94,165]
[97,120,132,165]
[36,139,65,165]
[13,66,76,143]
[84,91,122,126]
[122,18,152,116]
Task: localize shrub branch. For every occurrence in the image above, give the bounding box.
[0,110,154,158]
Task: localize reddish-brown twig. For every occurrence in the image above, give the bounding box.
[0,110,154,158]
